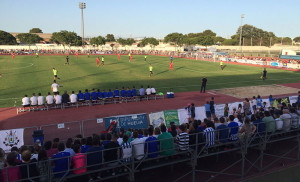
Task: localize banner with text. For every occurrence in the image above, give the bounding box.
[0,129,24,153]
[149,111,165,128]
[164,110,180,128]
[104,114,148,131]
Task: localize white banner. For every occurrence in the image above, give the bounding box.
[195,106,206,121]
[289,95,298,105]
[0,129,24,153]
[215,104,225,118]
[178,109,189,124]
[149,111,165,128]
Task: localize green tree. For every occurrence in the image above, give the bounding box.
[293,37,300,43]
[29,28,43,33]
[117,38,127,46]
[277,37,292,45]
[0,30,17,45]
[202,29,216,37]
[214,36,225,44]
[90,36,106,46]
[51,30,82,47]
[141,37,159,48]
[106,34,115,42]
[222,39,239,45]
[234,24,278,46]
[164,33,184,50]
[16,33,42,45]
[201,36,214,47]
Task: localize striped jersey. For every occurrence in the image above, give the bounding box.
[203,127,215,147]
[176,132,189,151]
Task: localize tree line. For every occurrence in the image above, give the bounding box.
[1,26,300,48]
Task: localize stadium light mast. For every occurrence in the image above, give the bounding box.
[79,2,86,45]
[239,14,245,51]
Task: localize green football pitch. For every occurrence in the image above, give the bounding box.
[0,55,299,108]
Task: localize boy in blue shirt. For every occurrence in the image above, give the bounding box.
[132,86,137,97]
[114,88,120,98]
[53,142,71,178]
[84,89,90,101]
[108,89,113,98]
[77,90,84,102]
[97,89,103,100]
[102,89,108,99]
[145,127,158,158]
[126,87,132,98]
[256,95,263,108]
[91,88,98,102]
[227,115,238,141]
[120,87,126,98]
[204,101,211,119]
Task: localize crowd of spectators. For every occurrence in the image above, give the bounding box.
[6,93,300,181]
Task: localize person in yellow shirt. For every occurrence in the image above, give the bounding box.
[144,55,147,61]
[149,64,153,77]
[52,68,60,81]
[128,52,131,61]
[220,61,223,70]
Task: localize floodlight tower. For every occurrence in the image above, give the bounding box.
[239,14,245,51]
[79,2,86,45]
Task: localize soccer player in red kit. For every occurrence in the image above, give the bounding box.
[169,62,173,71]
[118,53,120,61]
[12,52,15,59]
[96,57,100,67]
[76,52,78,59]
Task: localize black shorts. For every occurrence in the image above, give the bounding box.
[54,75,57,78]
[150,71,153,73]
[53,92,58,95]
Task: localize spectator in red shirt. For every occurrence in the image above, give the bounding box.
[1,152,22,182]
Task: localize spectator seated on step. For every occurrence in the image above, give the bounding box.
[22,94,30,107]
[46,92,54,105]
[114,88,120,98]
[126,87,132,98]
[102,89,108,99]
[97,89,103,100]
[146,85,152,96]
[84,89,91,102]
[120,87,126,98]
[77,90,84,102]
[37,93,44,106]
[70,91,78,104]
[132,86,137,97]
[62,90,70,105]
[30,93,38,107]
[91,88,98,102]
[108,89,114,99]
[139,85,145,97]
[151,86,156,95]
[55,92,62,105]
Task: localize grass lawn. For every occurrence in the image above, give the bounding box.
[0,55,299,108]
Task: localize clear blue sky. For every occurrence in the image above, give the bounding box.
[0,0,299,39]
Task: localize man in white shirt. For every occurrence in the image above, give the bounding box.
[130,131,145,160]
[146,85,152,96]
[55,92,62,104]
[22,95,30,107]
[70,91,77,103]
[30,93,38,106]
[51,80,62,98]
[37,93,44,106]
[151,86,156,95]
[46,92,54,105]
